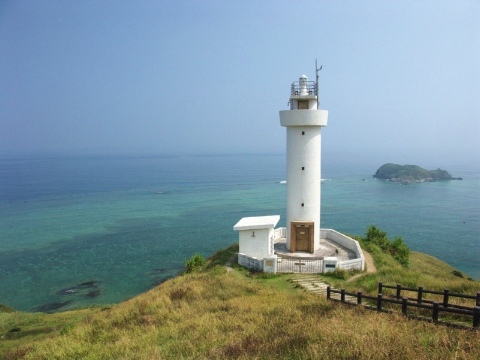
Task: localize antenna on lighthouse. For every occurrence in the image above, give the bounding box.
[315,59,323,108]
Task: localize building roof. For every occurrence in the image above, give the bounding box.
[233,215,280,231]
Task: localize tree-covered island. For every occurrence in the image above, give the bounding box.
[374,163,463,184]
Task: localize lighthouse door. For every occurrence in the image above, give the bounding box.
[296,225,310,252]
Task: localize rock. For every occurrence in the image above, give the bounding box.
[85,289,101,298]
[148,268,167,275]
[77,280,101,288]
[35,300,73,313]
[57,280,102,297]
[56,288,76,295]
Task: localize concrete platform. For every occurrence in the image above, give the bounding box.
[274,237,356,261]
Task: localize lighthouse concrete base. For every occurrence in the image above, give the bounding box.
[273,238,350,261]
[235,225,365,274]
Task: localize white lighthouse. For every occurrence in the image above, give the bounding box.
[234,67,364,273]
[279,73,328,253]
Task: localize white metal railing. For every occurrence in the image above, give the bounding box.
[290,81,317,96]
[277,256,323,274]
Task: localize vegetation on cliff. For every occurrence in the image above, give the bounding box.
[1,228,479,359]
[184,253,207,273]
[363,225,410,266]
[374,163,462,183]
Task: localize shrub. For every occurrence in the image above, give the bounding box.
[0,303,15,313]
[363,225,410,266]
[365,225,389,249]
[391,237,410,266]
[184,253,206,273]
[452,270,464,278]
[169,287,190,300]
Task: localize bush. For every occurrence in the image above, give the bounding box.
[391,237,410,266]
[184,253,206,273]
[365,225,387,243]
[452,270,464,278]
[0,303,15,313]
[363,225,410,266]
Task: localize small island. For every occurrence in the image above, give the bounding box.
[374,163,463,184]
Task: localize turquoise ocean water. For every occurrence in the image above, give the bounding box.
[0,154,478,312]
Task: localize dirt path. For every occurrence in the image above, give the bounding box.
[224,254,237,273]
[347,249,376,282]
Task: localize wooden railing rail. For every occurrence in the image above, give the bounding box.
[326,285,480,329]
[378,282,479,305]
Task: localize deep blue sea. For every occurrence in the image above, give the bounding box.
[0,154,479,312]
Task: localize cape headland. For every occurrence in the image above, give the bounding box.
[1,238,479,359]
[374,163,463,184]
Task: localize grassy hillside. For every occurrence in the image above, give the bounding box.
[1,242,479,359]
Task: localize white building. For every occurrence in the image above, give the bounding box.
[233,215,280,273]
[233,215,279,259]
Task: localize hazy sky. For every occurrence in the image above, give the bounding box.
[1,1,479,167]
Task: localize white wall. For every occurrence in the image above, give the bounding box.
[238,227,274,259]
[279,109,328,127]
[273,227,286,240]
[238,253,263,271]
[321,229,365,271]
[280,107,328,253]
[263,256,277,273]
[285,126,321,250]
[337,258,364,271]
[290,96,318,110]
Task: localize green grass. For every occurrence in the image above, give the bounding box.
[328,250,478,299]
[0,306,104,358]
[1,243,479,359]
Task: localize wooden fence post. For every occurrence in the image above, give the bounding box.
[443,289,449,308]
[432,302,439,322]
[418,286,423,304]
[378,282,383,295]
[341,289,345,303]
[473,306,480,328]
[327,286,331,300]
[476,292,480,307]
[402,297,408,316]
[357,291,362,305]
[396,284,402,299]
[377,294,383,311]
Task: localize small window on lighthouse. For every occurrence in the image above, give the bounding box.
[302,167,305,170]
[298,101,308,109]
[302,131,305,135]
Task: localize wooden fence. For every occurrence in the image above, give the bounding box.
[326,283,480,329]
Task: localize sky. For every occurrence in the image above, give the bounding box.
[1,1,479,168]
